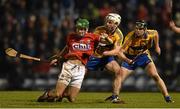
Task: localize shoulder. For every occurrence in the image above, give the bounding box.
[85,33,99,39]
[147,29,158,35]
[95,26,106,31]
[146,29,158,38]
[94,26,106,34]
[115,28,123,38]
[115,28,123,35]
[67,32,77,40]
[126,31,135,38]
[85,33,97,37]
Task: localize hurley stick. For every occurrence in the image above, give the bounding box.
[5,48,41,61]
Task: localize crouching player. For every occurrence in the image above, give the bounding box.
[105,20,174,103]
[37,18,100,102]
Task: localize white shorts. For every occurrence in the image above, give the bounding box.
[58,60,86,89]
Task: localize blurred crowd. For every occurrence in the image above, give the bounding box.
[0,0,180,91]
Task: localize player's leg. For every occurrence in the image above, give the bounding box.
[64,86,80,102]
[60,68,87,101]
[64,62,86,102]
[121,67,133,82]
[105,57,135,103]
[37,81,67,102]
[105,60,125,103]
[145,62,174,103]
[54,80,68,98]
[106,60,122,96]
[49,61,73,101]
[37,62,71,102]
[48,86,77,102]
[105,61,132,103]
[86,56,101,71]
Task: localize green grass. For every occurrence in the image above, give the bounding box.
[0,91,179,108]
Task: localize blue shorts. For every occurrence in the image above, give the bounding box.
[86,56,115,71]
[121,53,152,70]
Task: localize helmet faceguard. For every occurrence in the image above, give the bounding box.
[135,20,147,29]
[135,20,147,37]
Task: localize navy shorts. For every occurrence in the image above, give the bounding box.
[121,53,152,70]
[86,56,115,71]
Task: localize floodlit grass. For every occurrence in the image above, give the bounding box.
[0,91,179,108]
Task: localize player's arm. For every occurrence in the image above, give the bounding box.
[56,34,72,58]
[94,27,114,43]
[117,33,133,64]
[118,48,133,64]
[102,39,121,56]
[49,45,68,65]
[49,45,68,60]
[56,45,68,58]
[169,21,180,33]
[102,42,133,65]
[99,33,113,44]
[103,29,123,56]
[153,30,161,55]
[49,33,70,65]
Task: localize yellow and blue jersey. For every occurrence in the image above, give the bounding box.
[121,29,158,70]
[122,30,157,56]
[93,26,124,58]
[86,26,124,71]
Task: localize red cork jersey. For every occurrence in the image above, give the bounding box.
[64,32,99,65]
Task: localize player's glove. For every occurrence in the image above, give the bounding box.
[100,33,113,44]
[48,55,63,65]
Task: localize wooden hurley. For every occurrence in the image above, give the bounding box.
[5,48,41,61]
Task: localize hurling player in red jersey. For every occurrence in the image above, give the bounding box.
[37,18,99,102]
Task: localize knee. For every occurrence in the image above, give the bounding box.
[115,69,123,77]
[151,75,160,82]
[56,92,63,98]
[67,96,76,102]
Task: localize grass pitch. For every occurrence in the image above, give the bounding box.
[0,91,179,108]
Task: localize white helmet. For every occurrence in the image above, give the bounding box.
[105,13,121,25]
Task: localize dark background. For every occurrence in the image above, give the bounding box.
[0,0,179,92]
